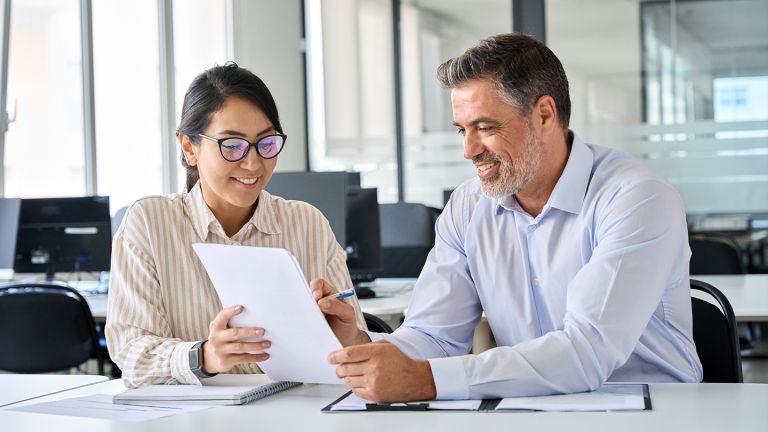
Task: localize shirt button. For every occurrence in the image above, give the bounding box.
[528,224,537,232]
[532,278,540,286]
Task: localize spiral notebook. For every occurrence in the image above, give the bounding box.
[113,374,301,406]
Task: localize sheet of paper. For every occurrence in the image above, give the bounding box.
[193,244,342,384]
[495,384,647,411]
[329,392,483,411]
[10,394,213,422]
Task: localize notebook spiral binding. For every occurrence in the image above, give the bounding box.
[242,381,302,404]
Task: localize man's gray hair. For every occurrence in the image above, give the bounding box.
[437,33,571,130]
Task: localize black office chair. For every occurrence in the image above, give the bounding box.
[689,234,745,275]
[378,202,439,278]
[0,283,104,375]
[363,312,394,334]
[690,279,742,383]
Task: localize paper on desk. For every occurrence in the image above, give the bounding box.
[9,394,213,422]
[495,384,647,411]
[330,392,483,411]
[193,244,342,384]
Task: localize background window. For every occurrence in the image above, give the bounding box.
[93,0,162,211]
[4,0,85,198]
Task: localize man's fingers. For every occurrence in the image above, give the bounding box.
[343,375,367,389]
[336,362,367,378]
[328,344,375,364]
[310,278,335,300]
[318,298,356,322]
[210,305,244,330]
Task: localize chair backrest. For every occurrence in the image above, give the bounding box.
[378,202,439,278]
[0,283,103,374]
[363,312,394,334]
[690,279,742,383]
[689,234,745,275]
[112,205,129,237]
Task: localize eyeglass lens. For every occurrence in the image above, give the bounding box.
[220,135,284,161]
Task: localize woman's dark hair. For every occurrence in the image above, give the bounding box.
[437,33,571,131]
[177,62,283,192]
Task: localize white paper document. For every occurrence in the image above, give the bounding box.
[193,244,342,384]
[495,384,648,411]
[10,394,213,422]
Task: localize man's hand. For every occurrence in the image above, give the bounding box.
[310,278,370,346]
[328,340,437,403]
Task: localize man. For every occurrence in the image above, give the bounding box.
[311,33,702,402]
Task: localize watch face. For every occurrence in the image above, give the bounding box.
[189,345,200,369]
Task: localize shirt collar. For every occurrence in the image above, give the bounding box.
[184,182,281,239]
[495,131,594,215]
[547,132,594,215]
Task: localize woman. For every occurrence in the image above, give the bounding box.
[106,62,365,387]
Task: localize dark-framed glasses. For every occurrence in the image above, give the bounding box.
[198,133,287,161]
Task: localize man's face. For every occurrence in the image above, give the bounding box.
[451,78,542,199]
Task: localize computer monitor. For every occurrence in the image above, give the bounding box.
[0,198,21,279]
[345,187,382,287]
[443,188,455,207]
[345,171,361,187]
[267,171,347,246]
[14,196,112,280]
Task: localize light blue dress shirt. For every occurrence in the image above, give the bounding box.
[371,133,703,399]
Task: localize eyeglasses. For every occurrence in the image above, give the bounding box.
[198,133,287,161]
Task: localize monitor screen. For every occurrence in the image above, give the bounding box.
[0,198,21,277]
[345,187,382,283]
[267,171,347,246]
[14,196,112,279]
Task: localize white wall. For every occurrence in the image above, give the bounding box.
[231,0,307,171]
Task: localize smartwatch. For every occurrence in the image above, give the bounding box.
[189,340,218,379]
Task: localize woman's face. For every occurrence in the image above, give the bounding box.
[181,96,279,215]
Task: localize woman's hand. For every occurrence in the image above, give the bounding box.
[310,278,370,347]
[202,305,271,374]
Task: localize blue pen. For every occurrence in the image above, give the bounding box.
[320,288,356,302]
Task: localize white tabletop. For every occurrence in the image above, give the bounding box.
[0,374,108,408]
[692,274,768,321]
[1,378,766,431]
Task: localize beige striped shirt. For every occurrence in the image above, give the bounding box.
[106,183,364,388]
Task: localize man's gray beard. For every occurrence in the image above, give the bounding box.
[480,129,542,199]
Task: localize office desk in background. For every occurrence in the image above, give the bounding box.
[1,377,766,431]
[83,278,417,330]
[0,374,107,408]
[83,274,768,354]
[692,274,768,322]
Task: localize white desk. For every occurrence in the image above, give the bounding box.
[692,274,768,322]
[83,278,416,327]
[1,379,766,431]
[0,374,107,408]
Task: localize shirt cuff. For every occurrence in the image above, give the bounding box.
[366,331,388,342]
[172,340,202,385]
[428,356,470,400]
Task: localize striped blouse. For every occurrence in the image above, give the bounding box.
[106,183,364,388]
